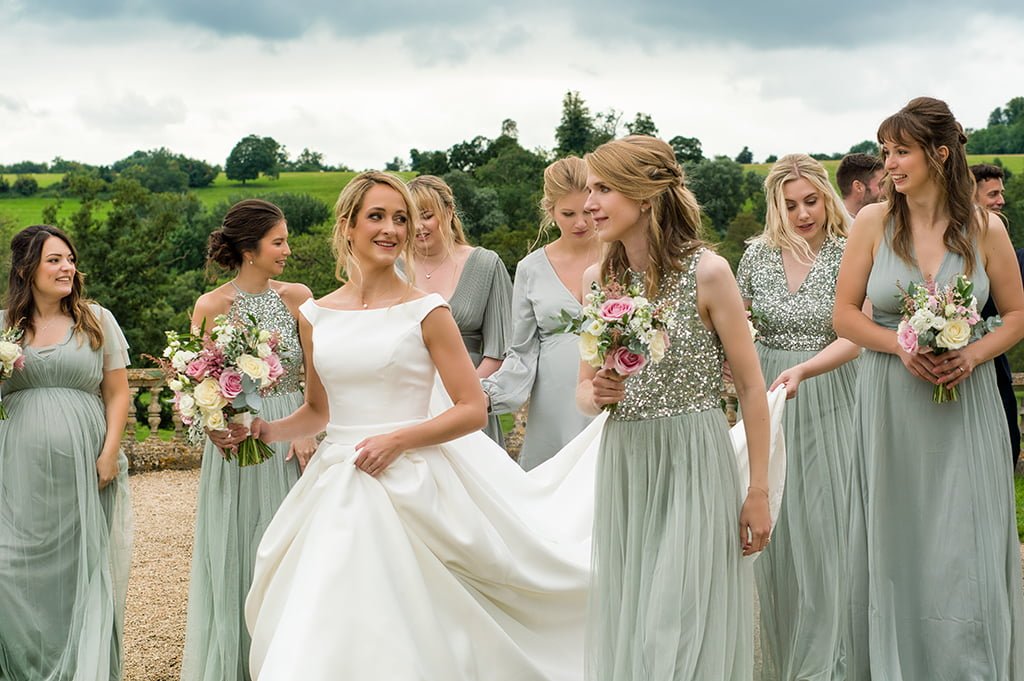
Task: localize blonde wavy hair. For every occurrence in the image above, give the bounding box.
[332,171,418,284]
[532,156,590,250]
[584,135,707,298]
[753,153,850,263]
[407,175,469,257]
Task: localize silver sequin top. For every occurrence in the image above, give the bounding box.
[613,249,724,421]
[736,237,846,352]
[228,285,303,396]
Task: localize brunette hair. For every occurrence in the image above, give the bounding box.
[970,163,1005,184]
[207,198,286,269]
[836,153,884,198]
[877,96,981,276]
[332,171,418,283]
[754,154,850,263]
[584,135,707,297]
[5,225,103,349]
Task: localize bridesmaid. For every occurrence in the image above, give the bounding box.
[0,225,133,680]
[180,199,314,681]
[482,156,600,469]
[736,153,859,680]
[577,136,772,680]
[835,96,1024,679]
[406,175,512,445]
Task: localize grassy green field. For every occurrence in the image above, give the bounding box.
[0,171,418,226]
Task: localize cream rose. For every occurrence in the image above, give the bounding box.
[237,354,270,382]
[936,318,971,350]
[193,377,228,411]
[171,350,197,372]
[579,332,602,367]
[649,329,669,363]
[584,319,606,337]
[178,393,197,417]
[168,378,184,393]
[256,342,273,359]
[0,341,20,364]
[203,409,227,431]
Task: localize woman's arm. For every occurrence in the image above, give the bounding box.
[97,367,130,489]
[477,252,513,380]
[697,252,771,556]
[278,282,319,471]
[769,338,861,398]
[482,260,541,414]
[351,306,488,476]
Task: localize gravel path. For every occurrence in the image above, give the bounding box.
[122,468,1024,680]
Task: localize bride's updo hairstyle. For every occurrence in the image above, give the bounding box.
[532,156,588,249]
[585,135,707,298]
[332,171,418,282]
[207,198,286,270]
[755,154,850,264]
[877,96,980,276]
[407,175,469,255]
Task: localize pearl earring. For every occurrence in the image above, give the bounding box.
[249,260,254,265]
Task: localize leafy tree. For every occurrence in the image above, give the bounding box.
[176,156,219,188]
[473,140,548,237]
[226,135,283,183]
[277,223,339,296]
[0,176,9,194]
[848,140,879,155]
[715,211,764,273]
[501,119,519,139]
[988,97,1024,127]
[764,154,778,164]
[12,175,39,196]
[290,148,326,172]
[448,136,493,173]
[554,91,594,158]
[8,161,48,174]
[734,146,754,164]
[443,170,506,238]
[409,149,450,176]
[669,136,704,164]
[591,109,620,148]
[261,192,332,235]
[384,156,409,172]
[625,112,658,137]
[121,149,189,193]
[685,157,746,233]
[58,169,109,199]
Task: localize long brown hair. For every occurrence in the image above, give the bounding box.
[5,225,104,348]
[877,96,981,276]
[584,135,707,297]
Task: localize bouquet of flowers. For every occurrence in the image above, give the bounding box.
[896,274,1002,403]
[0,327,26,420]
[153,313,288,465]
[559,276,676,411]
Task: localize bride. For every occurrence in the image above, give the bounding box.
[244,171,601,681]
[244,171,785,681]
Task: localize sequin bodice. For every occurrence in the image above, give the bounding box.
[736,237,845,352]
[613,250,724,421]
[229,286,303,396]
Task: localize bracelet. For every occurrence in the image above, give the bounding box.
[747,485,769,498]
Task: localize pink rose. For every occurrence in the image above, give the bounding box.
[265,354,285,382]
[604,346,648,376]
[185,357,209,380]
[218,369,243,399]
[13,355,25,370]
[896,321,918,354]
[600,297,635,322]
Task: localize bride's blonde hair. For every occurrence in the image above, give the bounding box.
[332,171,418,283]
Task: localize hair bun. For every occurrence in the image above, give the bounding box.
[206,228,241,269]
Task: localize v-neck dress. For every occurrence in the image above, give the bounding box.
[448,247,512,446]
[0,305,133,681]
[482,248,595,469]
[737,237,857,680]
[845,227,1024,679]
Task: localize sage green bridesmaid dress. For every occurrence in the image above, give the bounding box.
[0,305,133,681]
[179,287,303,681]
[846,230,1024,679]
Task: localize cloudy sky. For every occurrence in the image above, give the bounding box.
[2,0,1022,170]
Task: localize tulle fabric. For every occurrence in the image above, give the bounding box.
[755,347,857,681]
[179,390,302,681]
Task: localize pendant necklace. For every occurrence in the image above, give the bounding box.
[422,253,450,280]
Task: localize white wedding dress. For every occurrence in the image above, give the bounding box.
[245,294,785,681]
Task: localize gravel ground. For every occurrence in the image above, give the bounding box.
[121,468,1024,680]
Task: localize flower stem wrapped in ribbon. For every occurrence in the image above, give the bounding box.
[559,276,676,412]
[895,274,1002,403]
[150,312,289,465]
[0,327,26,420]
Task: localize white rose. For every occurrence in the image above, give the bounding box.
[935,318,971,350]
[633,296,649,308]
[237,354,269,382]
[178,393,197,417]
[0,341,20,364]
[579,332,602,367]
[944,304,957,317]
[909,309,943,334]
[584,319,606,336]
[203,409,226,431]
[649,330,669,363]
[256,342,273,359]
[193,377,228,411]
[168,379,184,393]
[258,330,272,343]
[171,350,197,372]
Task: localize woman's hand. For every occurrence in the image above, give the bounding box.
[896,345,942,384]
[249,417,278,445]
[207,422,250,458]
[933,347,979,390]
[286,437,319,473]
[353,431,406,477]
[591,368,627,409]
[769,365,804,399]
[96,452,120,490]
[739,488,772,556]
